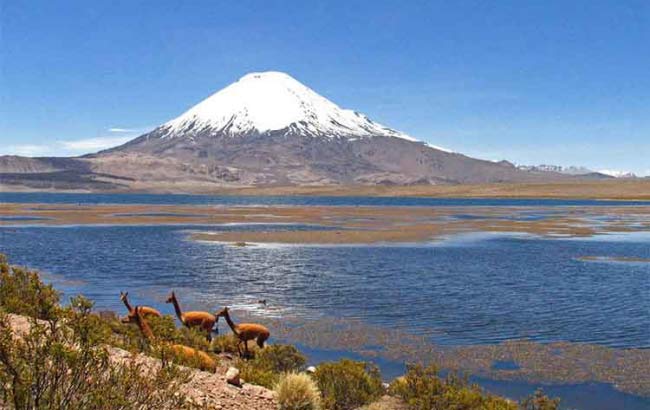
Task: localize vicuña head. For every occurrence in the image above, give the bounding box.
[214,306,229,317]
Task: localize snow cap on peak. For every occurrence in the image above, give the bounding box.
[238,71,295,82]
[161,71,419,142]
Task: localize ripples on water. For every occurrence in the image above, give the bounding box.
[1,223,648,349]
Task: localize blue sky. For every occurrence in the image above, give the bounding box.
[1,1,649,175]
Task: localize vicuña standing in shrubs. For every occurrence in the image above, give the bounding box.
[119,291,162,323]
[133,306,218,372]
[166,291,217,341]
[215,306,270,357]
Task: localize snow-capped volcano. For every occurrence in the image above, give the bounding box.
[68,71,554,188]
[160,71,417,141]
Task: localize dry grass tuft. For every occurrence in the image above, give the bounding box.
[275,372,321,410]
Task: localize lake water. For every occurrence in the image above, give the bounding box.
[1,224,648,349]
[2,191,650,207]
[1,192,649,409]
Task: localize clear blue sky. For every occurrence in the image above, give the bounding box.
[1,0,649,174]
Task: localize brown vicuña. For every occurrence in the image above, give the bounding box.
[215,307,270,357]
[119,291,162,323]
[165,291,217,341]
[132,306,217,372]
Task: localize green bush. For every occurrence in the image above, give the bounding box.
[0,254,60,320]
[313,359,383,410]
[256,344,307,373]
[211,333,241,354]
[237,343,307,388]
[390,363,559,410]
[239,360,279,388]
[0,297,194,409]
[275,372,322,410]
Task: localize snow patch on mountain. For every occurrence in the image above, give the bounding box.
[597,169,637,178]
[425,142,453,153]
[517,164,593,175]
[160,71,419,142]
[517,164,639,178]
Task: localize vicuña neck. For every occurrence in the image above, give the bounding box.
[171,295,184,322]
[222,310,238,335]
[121,296,133,312]
[135,311,155,341]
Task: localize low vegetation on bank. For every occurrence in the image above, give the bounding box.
[0,254,559,410]
[0,254,192,409]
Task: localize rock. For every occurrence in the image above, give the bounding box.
[226,367,241,386]
[306,365,317,373]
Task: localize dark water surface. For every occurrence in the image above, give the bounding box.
[2,191,650,206]
[1,225,647,348]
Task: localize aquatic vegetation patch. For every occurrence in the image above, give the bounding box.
[258,315,650,398]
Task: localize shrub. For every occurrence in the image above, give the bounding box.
[239,360,279,388]
[256,344,307,373]
[154,315,211,352]
[275,372,321,410]
[313,359,383,410]
[237,343,307,388]
[0,254,60,320]
[390,363,554,410]
[358,397,407,410]
[520,388,561,410]
[0,298,194,409]
[211,333,240,354]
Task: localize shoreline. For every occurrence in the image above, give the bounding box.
[3,179,650,200]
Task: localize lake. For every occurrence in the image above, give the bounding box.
[1,192,649,409]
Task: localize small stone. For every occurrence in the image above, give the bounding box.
[226,366,241,386]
